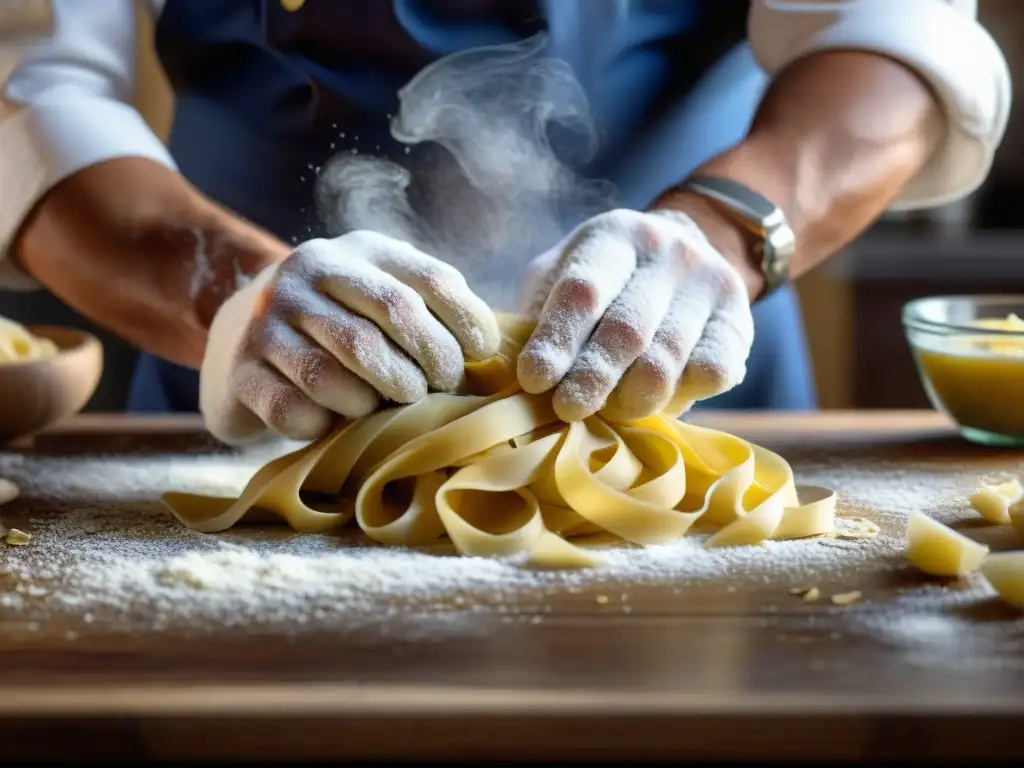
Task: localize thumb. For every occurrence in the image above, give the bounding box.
[199,265,279,444]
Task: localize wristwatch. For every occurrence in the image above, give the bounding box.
[677,176,796,296]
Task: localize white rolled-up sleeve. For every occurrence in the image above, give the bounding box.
[0,0,176,290]
[748,0,1012,211]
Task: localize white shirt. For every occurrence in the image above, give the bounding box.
[0,0,1012,289]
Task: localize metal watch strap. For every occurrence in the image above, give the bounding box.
[678,176,796,296]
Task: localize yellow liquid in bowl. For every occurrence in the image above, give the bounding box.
[916,314,1024,438]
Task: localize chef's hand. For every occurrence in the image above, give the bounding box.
[517,208,755,423]
[200,231,501,445]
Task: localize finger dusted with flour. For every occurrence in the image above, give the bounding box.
[200,232,500,446]
[518,209,754,423]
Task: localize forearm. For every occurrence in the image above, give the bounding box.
[654,50,942,299]
[13,157,290,368]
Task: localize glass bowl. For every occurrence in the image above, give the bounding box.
[903,295,1024,447]
[905,296,1024,448]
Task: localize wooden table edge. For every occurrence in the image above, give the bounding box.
[0,683,1020,717]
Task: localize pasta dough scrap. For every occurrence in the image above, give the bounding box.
[0,315,58,363]
[829,590,862,606]
[1009,497,1024,543]
[980,551,1024,610]
[970,478,1023,525]
[3,528,31,546]
[905,511,989,577]
[163,314,838,568]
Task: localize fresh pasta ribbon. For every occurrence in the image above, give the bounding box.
[163,314,837,568]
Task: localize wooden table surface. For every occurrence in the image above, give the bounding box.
[3,411,1024,760]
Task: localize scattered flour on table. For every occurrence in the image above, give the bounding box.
[0,445,1022,645]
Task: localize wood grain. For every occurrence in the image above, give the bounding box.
[3,410,1024,760]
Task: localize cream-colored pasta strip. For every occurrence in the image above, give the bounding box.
[356,393,558,546]
[163,314,839,568]
[437,433,561,557]
[970,478,1023,525]
[773,485,837,540]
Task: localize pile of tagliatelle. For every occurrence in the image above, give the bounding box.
[163,314,837,569]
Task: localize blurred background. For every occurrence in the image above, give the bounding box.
[1,0,1022,413]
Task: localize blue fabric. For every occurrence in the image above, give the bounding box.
[692,285,817,411]
[129,0,815,414]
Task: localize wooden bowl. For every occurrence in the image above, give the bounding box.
[0,325,103,445]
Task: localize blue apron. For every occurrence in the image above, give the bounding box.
[128,0,816,413]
